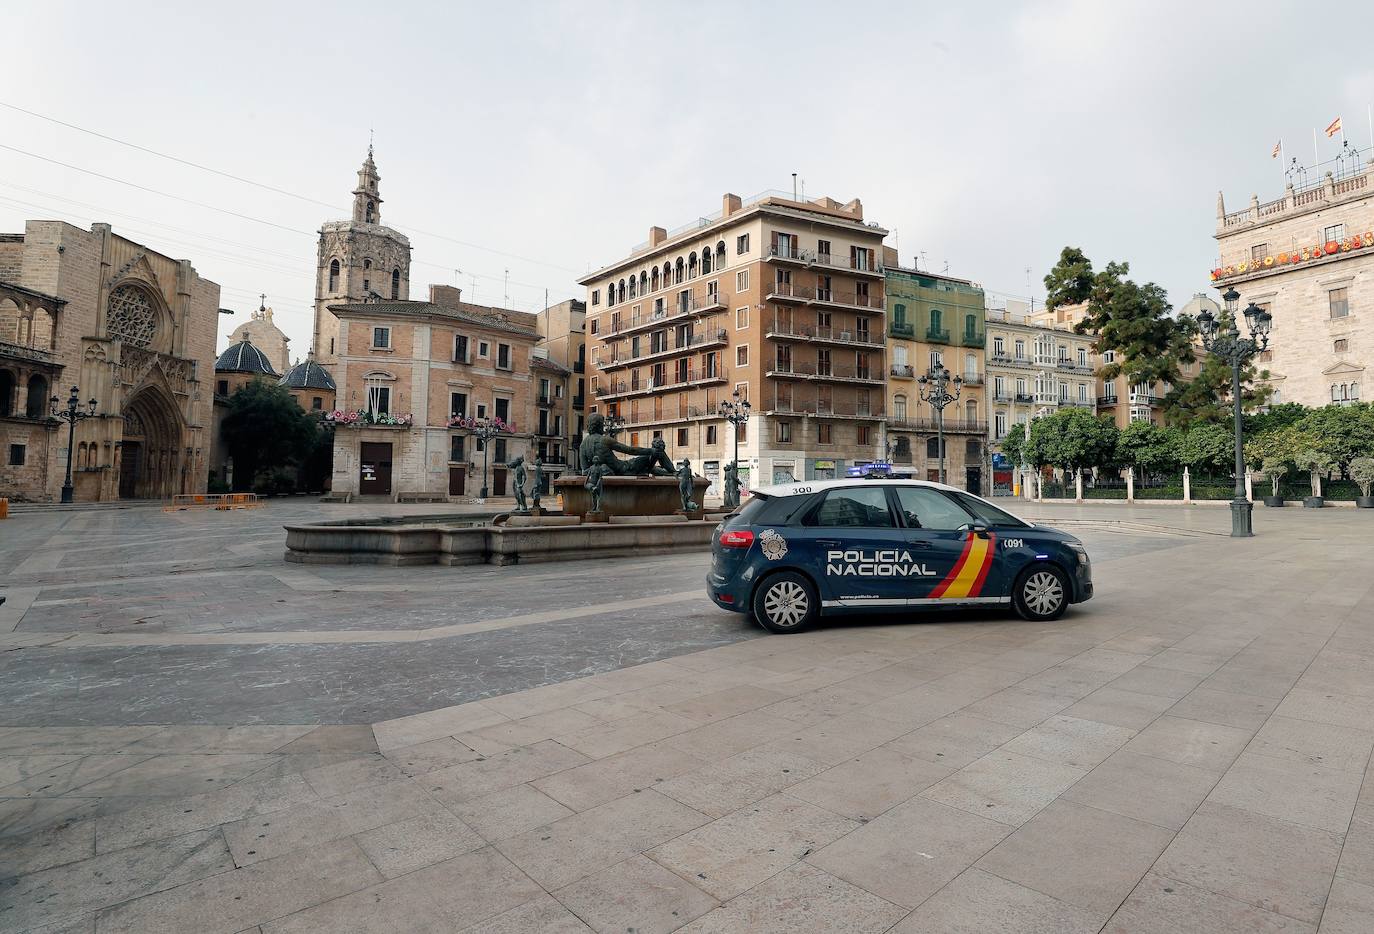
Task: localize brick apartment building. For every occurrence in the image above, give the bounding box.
[579,190,888,494]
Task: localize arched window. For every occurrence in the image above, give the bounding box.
[662,262,671,286]
[1353,382,1361,400]
[0,369,15,416]
[628,276,636,299]
[363,258,372,271]
[964,353,976,379]
[716,241,726,267]
[639,272,647,295]
[651,267,660,292]
[930,308,943,331]
[927,437,943,458]
[688,252,698,278]
[674,258,685,284]
[105,284,157,349]
[618,279,626,303]
[25,374,48,419]
[893,393,907,420]
[391,268,401,300]
[329,259,340,292]
[965,399,977,423]
[365,200,376,223]
[702,250,712,274]
[1333,384,1341,402]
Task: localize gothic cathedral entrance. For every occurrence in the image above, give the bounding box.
[119,387,184,499]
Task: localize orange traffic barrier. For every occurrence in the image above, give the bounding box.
[0,497,8,519]
[163,493,263,512]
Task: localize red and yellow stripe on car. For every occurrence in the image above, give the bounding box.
[929,532,997,599]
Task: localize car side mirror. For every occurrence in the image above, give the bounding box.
[961,519,991,538]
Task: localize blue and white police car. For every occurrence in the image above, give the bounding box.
[707,478,1092,634]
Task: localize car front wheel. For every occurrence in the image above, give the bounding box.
[752,571,819,634]
[1013,564,1069,621]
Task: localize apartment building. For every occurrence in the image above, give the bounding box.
[534,298,586,478]
[1214,163,1374,407]
[579,190,887,493]
[326,285,545,500]
[882,255,987,491]
[986,301,1098,449]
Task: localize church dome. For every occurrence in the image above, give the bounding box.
[280,353,336,391]
[215,339,278,376]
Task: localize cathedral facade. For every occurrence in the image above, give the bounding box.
[0,222,219,501]
[313,149,412,369]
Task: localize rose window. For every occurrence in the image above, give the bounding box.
[106,285,156,348]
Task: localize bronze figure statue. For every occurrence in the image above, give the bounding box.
[578,413,675,476]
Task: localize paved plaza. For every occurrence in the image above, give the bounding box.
[0,500,1371,932]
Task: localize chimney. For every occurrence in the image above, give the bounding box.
[649,226,667,247]
[429,284,463,308]
[842,198,864,220]
[722,193,742,217]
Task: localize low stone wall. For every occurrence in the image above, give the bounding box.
[284,516,716,566]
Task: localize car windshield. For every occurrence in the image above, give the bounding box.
[727,493,771,526]
[951,491,1029,528]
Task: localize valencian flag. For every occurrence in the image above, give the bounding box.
[1326,116,1343,138]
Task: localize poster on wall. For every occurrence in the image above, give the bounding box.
[704,460,720,498]
[772,463,796,484]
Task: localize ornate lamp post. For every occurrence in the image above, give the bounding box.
[717,389,751,472]
[49,385,98,504]
[1197,287,1272,537]
[472,418,502,499]
[603,413,626,436]
[917,363,962,484]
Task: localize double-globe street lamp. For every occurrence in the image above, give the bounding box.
[917,364,962,484]
[718,388,751,474]
[49,385,98,504]
[1196,287,1272,538]
[472,417,503,499]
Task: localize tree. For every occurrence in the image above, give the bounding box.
[1114,421,1181,481]
[1295,403,1374,469]
[1000,423,1027,467]
[1245,402,1308,436]
[1349,457,1374,500]
[1026,408,1119,478]
[1294,448,1336,498]
[220,379,322,492]
[1043,247,1094,310]
[1178,422,1236,476]
[1164,347,1271,428]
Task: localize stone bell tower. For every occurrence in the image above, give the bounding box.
[313,146,412,371]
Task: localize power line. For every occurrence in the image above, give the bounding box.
[0,103,583,275]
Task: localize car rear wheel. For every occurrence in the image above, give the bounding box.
[1013,564,1069,621]
[752,571,819,634]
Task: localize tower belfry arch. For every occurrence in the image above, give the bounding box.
[313,146,412,371]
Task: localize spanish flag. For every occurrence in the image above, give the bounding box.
[1326,116,1343,138]
[1271,140,1282,159]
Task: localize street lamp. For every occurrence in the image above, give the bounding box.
[49,385,98,504]
[1197,286,1272,537]
[917,363,962,484]
[472,418,502,499]
[717,389,751,473]
[603,413,625,436]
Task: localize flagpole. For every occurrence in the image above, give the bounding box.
[1314,127,1320,168]
[1368,103,1372,152]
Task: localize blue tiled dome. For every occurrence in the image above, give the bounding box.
[280,353,336,391]
[214,339,278,376]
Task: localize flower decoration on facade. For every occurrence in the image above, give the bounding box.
[446,414,516,432]
[1212,228,1374,280]
[1325,240,1340,254]
[325,408,412,427]
[1263,255,1275,267]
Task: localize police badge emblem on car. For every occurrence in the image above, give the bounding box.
[759,529,787,561]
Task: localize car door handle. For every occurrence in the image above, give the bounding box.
[817,539,843,548]
[907,540,933,549]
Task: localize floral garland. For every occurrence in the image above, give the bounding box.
[1212,231,1374,280]
[324,409,414,427]
[447,415,516,432]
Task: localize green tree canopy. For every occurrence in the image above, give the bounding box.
[1295,402,1374,468]
[1114,421,1181,476]
[1043,247,1094,310]
[1025,408,1119,475]
[220,379,322,491]
[1163,344,1271,428]
[1244,401,1308,436]
[1000,423,1027,467]
[1178,422,1236,475]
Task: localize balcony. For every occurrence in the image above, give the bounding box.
[573,359,585,373]
[1015,393,1034,403]
[1097,395,1119,407]
[765,361,884,385]
[0,340,57,364]
[887,418,989,434]
[769,397,884,419]
[814,252,885,279]
[1057,360,1095,374]
[594,365,729,400]
[765,245,808,266]
[992,392,1013,403]
[959,372,984,385]
[764,319,881,348]
[1060,398,1093,408]
[604,292,727,337]
[572,394,585,408]
[536,394,555,408]
[810,288,883,313]
[889,321,915,339]
[765,281,812,305]
[925,326,951,344]
[1129,393,1162,405]
[597,328,729,371]
[889,364,915,379]
[963,328,986,345]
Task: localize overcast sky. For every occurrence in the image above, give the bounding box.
[5,1,1374,358]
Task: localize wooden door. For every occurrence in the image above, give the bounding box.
[448,466,466,496]
[118,442,141,499]
[359,442,393,495]
[493,468,507,496]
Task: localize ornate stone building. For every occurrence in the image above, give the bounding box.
[227,300,290,375]
[1213,162,1374,407]
[313,149,412,370]
[0,221,219,501]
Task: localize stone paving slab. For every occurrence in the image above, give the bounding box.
[1,502,1372,930]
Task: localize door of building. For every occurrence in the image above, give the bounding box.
[448,466,466,496]
[359,442,393,495]
[966,466,982,494]
[493,467,507,496]
[118,441,141,499]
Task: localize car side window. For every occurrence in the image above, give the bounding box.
[893,487,972,531]
[952,491,1029,528]
[802,487,895,528]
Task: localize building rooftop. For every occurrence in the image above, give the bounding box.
[214,339,278,376]
[328,295,538,337]
[280,353,336,391]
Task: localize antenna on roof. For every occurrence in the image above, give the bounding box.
[504,269,510,309]
[919,251,927,271]
[792,173,797,200]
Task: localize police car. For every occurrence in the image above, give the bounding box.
[707,478,1092,634]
